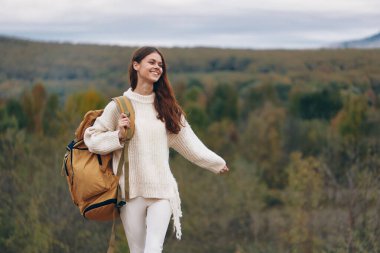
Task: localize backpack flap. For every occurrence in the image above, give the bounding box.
[75,109,104,141]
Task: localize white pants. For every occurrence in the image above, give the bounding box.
[120,197,172,253]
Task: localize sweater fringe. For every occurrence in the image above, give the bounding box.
[169,180,183,240]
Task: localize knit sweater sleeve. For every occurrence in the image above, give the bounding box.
[168,117,226,173]
[84,101,124,155]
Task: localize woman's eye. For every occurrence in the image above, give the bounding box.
[148,61,162,68]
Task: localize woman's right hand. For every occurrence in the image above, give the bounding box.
[219,165,229,174]
[118,113,131,141]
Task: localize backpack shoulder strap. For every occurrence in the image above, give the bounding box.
[112,96,135,141]
[112,96,134,205]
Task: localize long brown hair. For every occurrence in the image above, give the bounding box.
[128,46,185,134]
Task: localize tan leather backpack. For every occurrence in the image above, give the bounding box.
[62,96,135,221]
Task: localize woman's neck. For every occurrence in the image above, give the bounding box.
[134,81,154,95]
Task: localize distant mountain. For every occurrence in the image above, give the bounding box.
[331,31,380,49]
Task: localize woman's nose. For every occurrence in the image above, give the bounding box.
[153,64,162,71]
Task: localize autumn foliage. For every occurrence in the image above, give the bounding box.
[1,37,380,253]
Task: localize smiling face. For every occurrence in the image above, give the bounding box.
[133,52,163,85]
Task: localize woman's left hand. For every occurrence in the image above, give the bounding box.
[219,165,229,174]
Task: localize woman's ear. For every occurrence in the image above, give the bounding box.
[133,61,140,71]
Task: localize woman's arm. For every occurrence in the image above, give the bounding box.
[84,101,124,155]
[168,117,227,174]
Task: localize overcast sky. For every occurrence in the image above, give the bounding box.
[0,0,379,49]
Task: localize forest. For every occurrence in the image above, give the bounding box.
[1,36,380,253]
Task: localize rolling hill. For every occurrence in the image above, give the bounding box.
[331,31,380,48]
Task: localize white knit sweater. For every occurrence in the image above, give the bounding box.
[84,88,226,238]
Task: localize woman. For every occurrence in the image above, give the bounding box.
[84,46,229,253]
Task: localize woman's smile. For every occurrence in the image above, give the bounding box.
[150,69,161,76]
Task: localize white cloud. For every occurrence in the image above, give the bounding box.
[0,0,379,48]
[242,0,380,13]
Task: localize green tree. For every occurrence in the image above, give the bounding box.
[186,105,208,133]
[5,99,27,129]
[283,118,329,156]
[22,83,47,135]
[182,86,209,133]
[289,88,342,120]
[205,119,238,161]
[0,106,18,132]
[241,102,287,189]
[239,81,281,119]
[285,152,323,253]
[43,94,61,136]
[332,94,368,141]
[207,84,238,122]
